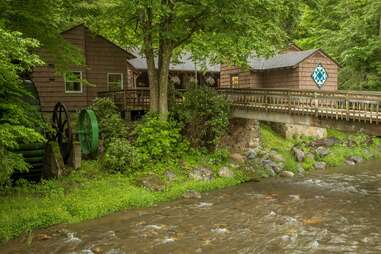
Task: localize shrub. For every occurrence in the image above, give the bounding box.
[89,98,128,143]
[102,138,142,174]
[172,87,230,150]
[133,113,184,160]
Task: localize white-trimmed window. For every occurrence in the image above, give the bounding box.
[64,71,83,93]
[107,73,123,91]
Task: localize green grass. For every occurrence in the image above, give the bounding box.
[260,124,298,171]
[0,158,246,243]
[260,124,381,171]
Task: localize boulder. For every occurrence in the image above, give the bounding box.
[296,164,305,174]
[165,171,177,182]
[292,147,305,162]
[183,190,201,199]
[316,146,330,157]
[305,152,315,161]
[230,153,246,164]
[218,167,234,178]
[310,137,339,147]
[189,167,213,181]
[264,166,276,177]
[345,160,356,166]
[246,148,258,160]
[269,150,285,162]
[136,174,165,192]
[348,156,363,164]
[314,162,327,170]
[279,171,295,177]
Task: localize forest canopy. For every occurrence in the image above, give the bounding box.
[293,0,381,90]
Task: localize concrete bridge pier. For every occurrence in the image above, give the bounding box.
[232,109,381,137]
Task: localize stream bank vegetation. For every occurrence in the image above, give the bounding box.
[2,89,381,243]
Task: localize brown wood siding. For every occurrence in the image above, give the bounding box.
[219,50,338,91]
[298,51,338,91]
[261,68,300,89]
[220,65,262,88]
[32,25,130,112]
[84,29,129,102]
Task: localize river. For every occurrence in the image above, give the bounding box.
[1,160,381,253]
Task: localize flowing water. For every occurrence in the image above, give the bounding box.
[2,160,381,254]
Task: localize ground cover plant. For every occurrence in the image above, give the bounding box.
[0,156,247,243]
[259,123,381,174]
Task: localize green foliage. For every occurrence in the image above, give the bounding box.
[260,124,381,172]
[89,98,128,143]
[133,113,185,160]
[260,125,298,171]
[0,26,46,184]
[0,159,246,243]
[96,0,305,65]
[322,130,381,167]
[172,87,230,150]
[294,0,381,90]
[101,138,143,174]
[0,0,87,73]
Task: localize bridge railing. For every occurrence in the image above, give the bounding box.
[218,88,381,124]
[98,87,381,124]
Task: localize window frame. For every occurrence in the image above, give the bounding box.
[107,72,124,91]
[230,73,239,88]
[64,71,83,94]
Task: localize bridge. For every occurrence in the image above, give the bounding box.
[98,88,381,136]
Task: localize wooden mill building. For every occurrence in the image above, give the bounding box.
[220,45,339,91]
[31,25,219,112]
[31,25,339,113]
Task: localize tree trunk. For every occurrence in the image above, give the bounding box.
[158,45,172,120]
[144,48,159,112]
[142,8,159,112]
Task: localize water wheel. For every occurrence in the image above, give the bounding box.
[52,102,73,162]
[78,109,99,155]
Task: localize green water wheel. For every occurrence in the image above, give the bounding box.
[78,109,99,155]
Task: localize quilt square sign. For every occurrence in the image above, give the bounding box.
[311,63,328,89]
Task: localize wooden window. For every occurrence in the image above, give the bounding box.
[230,74,239,88]
[107,73,123,91]
[64,71,82,93]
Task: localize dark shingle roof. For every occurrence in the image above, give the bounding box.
[248,49,320,71]
[128,50,220,72]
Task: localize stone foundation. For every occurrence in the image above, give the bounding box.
[270,122,327,139]
[222,118,260,152]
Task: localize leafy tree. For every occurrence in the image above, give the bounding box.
[95,0,304,119]
[0,26,46,184]
[0,0,95,184]
[172,87,230,150]
[0,0,86,71]
[294,0,381,90]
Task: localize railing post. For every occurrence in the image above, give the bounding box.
[264,93,268,112]
[287,90,291,113]
[345,94,349,121]
[314,92,318,117]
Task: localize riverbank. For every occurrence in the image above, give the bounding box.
[1,125,380,244]
[0,151,248,243]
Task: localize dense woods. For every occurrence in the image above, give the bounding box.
[293,0,381,90]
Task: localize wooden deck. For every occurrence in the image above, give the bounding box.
[98,88,381,124]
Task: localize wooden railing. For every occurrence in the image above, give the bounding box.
[98,88,381,124]
[219,88,381,124]
[98,88,150,111]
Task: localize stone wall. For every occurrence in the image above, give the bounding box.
[269,122,327,139]
[222,118,260,152]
